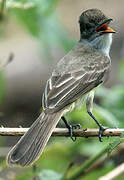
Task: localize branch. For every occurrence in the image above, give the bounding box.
[0,52,14,69]
[99,163,124,180]
[64,145,109,180]
[0,127,124,137]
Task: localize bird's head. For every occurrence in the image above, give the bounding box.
[79,9,116,55]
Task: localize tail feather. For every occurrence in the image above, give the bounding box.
[7,111,63,166]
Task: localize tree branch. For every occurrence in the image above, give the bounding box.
[99,163,124,180]
[64,145,109,180]
[0,127,124,137]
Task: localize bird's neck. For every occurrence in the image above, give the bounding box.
[82,34,112,57]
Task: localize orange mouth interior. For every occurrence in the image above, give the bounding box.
[96,21,115,33]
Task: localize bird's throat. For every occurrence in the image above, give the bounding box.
[89,34,112,57]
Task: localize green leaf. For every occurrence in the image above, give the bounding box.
[6,0,35,10]
[95,105,119,127]
[38,169,62,180]
[96,85,124,128]
[108,138,121,155]
[7,0,75,62]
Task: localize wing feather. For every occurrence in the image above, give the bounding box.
[42,57,110,113]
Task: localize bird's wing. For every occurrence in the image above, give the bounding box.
[42,57,110,113]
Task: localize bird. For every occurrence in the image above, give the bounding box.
[7,8,115,167]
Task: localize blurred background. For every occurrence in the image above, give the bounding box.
[0,0,124,179]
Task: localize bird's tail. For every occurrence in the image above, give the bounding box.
[7,111,63,167]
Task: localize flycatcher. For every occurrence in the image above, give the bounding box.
[7,8,115,167]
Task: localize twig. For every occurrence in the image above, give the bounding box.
[61,142,124,180]
[0,127,123,137]
[99,163,124,180]
[62,145,109,180]
[0,0,6,17]
[62,141,124,180]
[0,52,14,69]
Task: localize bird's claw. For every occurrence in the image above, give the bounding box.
[98,126,108,142]
[68,124,81,142]
[72,123,81,129]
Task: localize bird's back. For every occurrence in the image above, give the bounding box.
[53,41,111,76]
[42,41,111,113]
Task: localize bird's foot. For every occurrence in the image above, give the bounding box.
[72,123,81,129]
[61,116,81,141]
[98,125,108,142]
[67,123,81,141]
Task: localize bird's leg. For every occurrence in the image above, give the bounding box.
[87,111,107,142]
[61,116,81,141]
[86,91,107,142]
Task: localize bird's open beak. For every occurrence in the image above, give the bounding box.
[96,19,116,34]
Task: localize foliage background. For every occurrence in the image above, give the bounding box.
[0,0,124,179]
